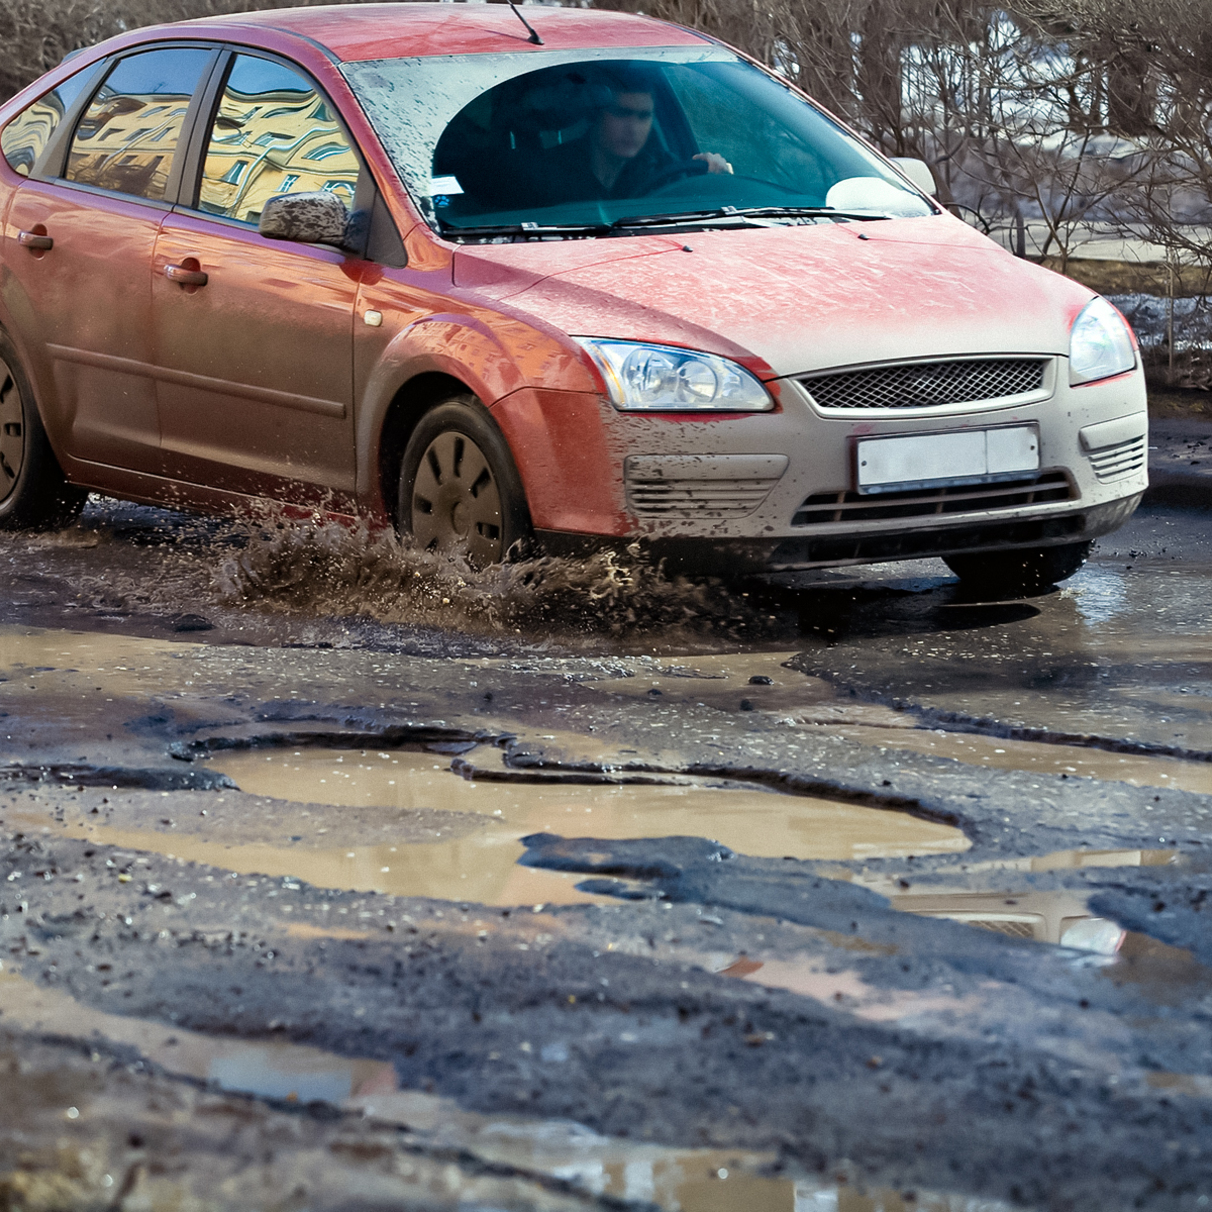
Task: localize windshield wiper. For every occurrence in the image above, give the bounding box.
[611,206,895,229]
[440,206,896,241]
[439,220,611,240]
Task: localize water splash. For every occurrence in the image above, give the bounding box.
[212,510,768,639]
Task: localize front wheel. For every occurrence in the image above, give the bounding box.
[397,397,531,566]
[0,334,87,531]
[943,541,1092,598]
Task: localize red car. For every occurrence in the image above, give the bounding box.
[0,4,1146,592]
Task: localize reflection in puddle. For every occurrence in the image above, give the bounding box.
[1100,931,1212,1005]
[0,970,1018,1212]
[852,849,1176,952]
[76,747,965,907]
[891,889,1124,953]
[835,726,1212,795]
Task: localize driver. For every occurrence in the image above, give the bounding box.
[541,69,733,203]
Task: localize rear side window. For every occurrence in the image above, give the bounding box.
[1,70,92,177]
[197,54,359,225]
[65,47,211,201]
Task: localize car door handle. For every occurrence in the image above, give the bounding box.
[165,264,208,286]
[17,231,53,251]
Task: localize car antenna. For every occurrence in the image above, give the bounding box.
[508,0,543,45]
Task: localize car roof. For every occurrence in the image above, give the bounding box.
[186,3,710,62]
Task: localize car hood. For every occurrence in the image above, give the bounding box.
[451,215,1094,378]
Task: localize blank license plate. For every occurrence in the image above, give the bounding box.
[856,426,1039,494]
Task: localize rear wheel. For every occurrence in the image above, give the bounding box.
[943,541,1092,598]
[0,335,86,531]
[397,397,531,566]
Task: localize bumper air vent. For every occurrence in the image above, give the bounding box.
[626,454,787,519]
[801,358,1049,411]
[1087,435,1146,482]
[792,471,1076,526]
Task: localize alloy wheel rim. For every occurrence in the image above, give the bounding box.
[411,430,504,565]
[0,358,25,504]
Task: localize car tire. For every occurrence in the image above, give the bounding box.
[397,396,532,566]
[0,334,87,531]
[943,540,1092,598]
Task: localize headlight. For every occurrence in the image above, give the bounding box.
[576,338,773,412]
[1069,296,1136,385]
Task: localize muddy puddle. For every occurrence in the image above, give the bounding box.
[0,969,1019,1212]
[0,625,207,701]
[25,748,968,908]
[842,848,1176,953]
[845,846,1175,947]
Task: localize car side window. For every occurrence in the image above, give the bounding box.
[1,69,93,177]
[65,48,211,201]
[197,54,359,225]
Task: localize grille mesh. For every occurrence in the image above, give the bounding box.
[791,471,1076,527]
[962,919,1039,939]
[802,358,1048,411]
[1088,435,1147,482]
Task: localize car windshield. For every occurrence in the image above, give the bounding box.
[341,47,933,238]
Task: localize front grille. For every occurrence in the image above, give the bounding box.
[961,918,1039,939]
[792,471,1076,527]
[801,358,1048,411]
[1088,435,1147,482]
[628,476,781,518]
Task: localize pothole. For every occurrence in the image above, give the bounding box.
[185,746,967,905]
[11,746,970,908]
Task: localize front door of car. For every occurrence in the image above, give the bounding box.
[3,47,214,479]
[151,53,359,509]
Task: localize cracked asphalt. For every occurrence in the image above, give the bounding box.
[2,492,1212,1212]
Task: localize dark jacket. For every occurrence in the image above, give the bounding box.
[533,135,674,205]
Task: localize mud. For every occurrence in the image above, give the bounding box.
[0,970,1017,1212]
[788,512,1212,760]
[5,499,1212,1209]
[0,1026,635,1212]
[0,743,969,910]
[3,821,1212,1212]
[834,727,1212,794]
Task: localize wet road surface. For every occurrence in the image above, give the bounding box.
[2,498,1212,1210]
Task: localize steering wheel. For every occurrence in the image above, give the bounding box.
[642,158,711,194]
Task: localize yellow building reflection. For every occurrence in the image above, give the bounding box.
[198,74,359,224]
[66,87,194,200]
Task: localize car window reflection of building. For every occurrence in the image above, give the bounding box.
[198,84,359,224]
[1,92,69,176]
[67,86,194,200]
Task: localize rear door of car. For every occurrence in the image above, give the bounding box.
[3,45,216,479]
[150,50,363,510]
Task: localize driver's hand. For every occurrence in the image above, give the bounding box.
[694,152,734,175]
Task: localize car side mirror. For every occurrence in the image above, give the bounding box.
[259,191,351,248]
[890,157,937,197]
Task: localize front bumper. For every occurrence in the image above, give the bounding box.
[576,358,1147,571]
[537,491,1139,574]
